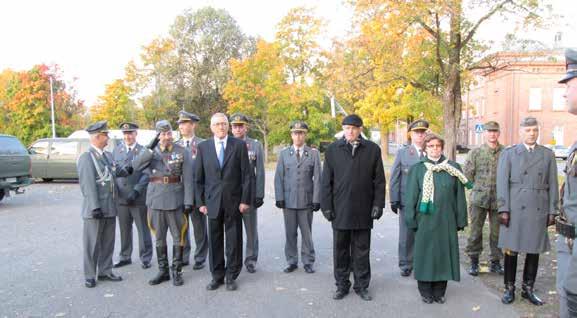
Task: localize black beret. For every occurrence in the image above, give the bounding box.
[342,114,363,127]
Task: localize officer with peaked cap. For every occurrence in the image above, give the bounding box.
[497,116,558,306]
[389,119,429,277]
[274,120,321,274]
[112,122,153,270]
[557,48,577,318]
[176,110,208,270]
[132,120,194,286]
[77,121,131,287]
[321,114,386,301]
[230,113,265,273]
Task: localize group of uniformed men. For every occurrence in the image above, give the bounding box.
[77,48,577,313]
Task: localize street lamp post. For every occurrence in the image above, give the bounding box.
[49,75,56,138]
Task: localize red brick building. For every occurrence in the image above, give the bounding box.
[461,50,573,147]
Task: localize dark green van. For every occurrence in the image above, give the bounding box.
[28,138,117,181]
[0,134,33,202]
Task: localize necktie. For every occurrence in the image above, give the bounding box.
[218,141,225,168]
[529,147,533,153]
[186,140,190,148]
[296,149,301,162]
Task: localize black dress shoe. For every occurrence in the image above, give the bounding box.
[434,296,446,304]
[206,280,224,291]
[284,264,298,273]
[85,279,96,288]
[246,264,256,273]
[226,280,238,291]
[141,262,151,269]
[333,289,349,300]
[421,296,434,304]
[192,261,205,270]
[356,289,372,301]
[400,268,412,277]
[303,264,315,274]
[98,273,123,282]
[113,260,132,268]
[521,284,544,306]
[502,284,515,304]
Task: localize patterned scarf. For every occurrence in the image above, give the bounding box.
[419,159,473,214]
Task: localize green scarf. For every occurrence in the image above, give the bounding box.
[419,159,473,214]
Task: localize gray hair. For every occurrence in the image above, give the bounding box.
[210,113,229,126]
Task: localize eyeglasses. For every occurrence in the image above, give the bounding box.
[212,122,228,127]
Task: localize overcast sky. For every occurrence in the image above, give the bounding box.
[0,0,575,105]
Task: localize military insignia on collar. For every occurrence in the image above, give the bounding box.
[304,150,309,157]
[409,148,415,155]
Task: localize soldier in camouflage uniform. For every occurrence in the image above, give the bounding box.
[464,121,504,276]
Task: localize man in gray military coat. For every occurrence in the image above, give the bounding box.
[389,119,428,277]
[132,120,194,287]
[112,122,153,270]
[176,110,208,270]
[77,121,125,288]
[497,116,558,306]
[230,113,265,273]
[274,121,321,274]
[556,48,577,318]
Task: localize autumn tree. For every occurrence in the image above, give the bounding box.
[90,79,138,128]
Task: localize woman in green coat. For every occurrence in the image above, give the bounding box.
[404,133,470,304]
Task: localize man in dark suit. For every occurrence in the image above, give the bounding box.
[195,112,252,291]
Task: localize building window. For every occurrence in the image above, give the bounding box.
[529,88,542,110]
[553,87,566,111]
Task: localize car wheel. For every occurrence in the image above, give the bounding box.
[0,189,4,202]
[42,178,54,182]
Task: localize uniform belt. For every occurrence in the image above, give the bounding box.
[150,176,182,184]
[510,183,549,190]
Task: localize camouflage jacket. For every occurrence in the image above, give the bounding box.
[463,143,504,210]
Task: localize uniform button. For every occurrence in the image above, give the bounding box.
[524,171,528,175]
[521,206,526,210]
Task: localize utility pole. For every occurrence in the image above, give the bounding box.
[49,75,56,138]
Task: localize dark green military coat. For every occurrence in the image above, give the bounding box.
[404,156,468,282]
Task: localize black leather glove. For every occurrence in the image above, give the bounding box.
[125,166,134,175]
[275,200,285,209]
[183,205,193,215]
[126,190,138,205]
[92,208,104,219]
[255,197,264,208]
[499,212,510,227]
[312,203,321,212]
[147,132,161,149]
[322,210,335,222]
[371,206,383,220]
[391,201,401,214]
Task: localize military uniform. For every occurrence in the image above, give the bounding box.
[389,119,428,276]
[112,122,153,269]
[497,117,559,305]
[132,120,194,286]
[77,121,126,287]
[274,121,321,273]
[176,111,208,269]
[557,48,577,318]
[463,121,504,275]
[230,113,265,272]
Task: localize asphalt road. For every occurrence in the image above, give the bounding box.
[1,172,520,318]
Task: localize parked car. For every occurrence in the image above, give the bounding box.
[68,129,161,145]
[0,134,33,202]
[552,145,570,160]
[28,138,118,181]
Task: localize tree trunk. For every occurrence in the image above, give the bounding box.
[443,0,463,161]
[379,126,389,161]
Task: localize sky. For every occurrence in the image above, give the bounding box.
[0,0,576,105]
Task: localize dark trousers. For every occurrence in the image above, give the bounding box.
[208,208,243,282]
[418,281,448,298]
[333,229,371,292]
[504,252,539,285]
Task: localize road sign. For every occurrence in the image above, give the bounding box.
[475,123,484,134]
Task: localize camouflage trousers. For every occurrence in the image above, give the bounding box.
[465,205,503,261]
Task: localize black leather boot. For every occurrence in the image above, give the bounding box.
[172,246,184,286]
[521,254,543,306]
[149,246,170,285]
[501,254,517,304]
[468,257,480,276]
